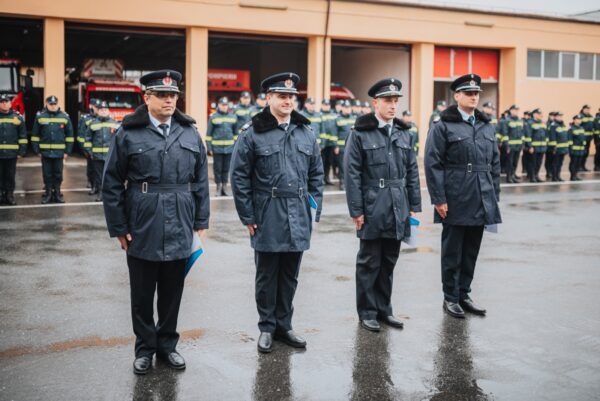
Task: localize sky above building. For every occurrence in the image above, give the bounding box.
[376,0,598,18]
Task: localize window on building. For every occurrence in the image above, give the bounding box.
[544,51,559,78]
[561,53,576,78]
[527,50,542,77]
[596,54,600,81]
[579,53,594,80]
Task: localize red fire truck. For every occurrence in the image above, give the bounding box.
[77,59,143,121]
[207,69,252,115]
[0,57,29,115]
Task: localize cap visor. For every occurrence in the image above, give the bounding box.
[146,86,180,93]
[455,86,483,92]
[374,91,403,98]
[267,88,298,94]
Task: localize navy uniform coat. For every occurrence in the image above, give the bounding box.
[424,106,502,226]
[343,113,422,240]
[102,105,210,262]
[230,107,324,252]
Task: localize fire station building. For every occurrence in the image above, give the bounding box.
[1,0,600,151]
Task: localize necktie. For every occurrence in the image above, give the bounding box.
[384,124,391,136]
[467,116,475,126]
[279,123,288,132]
[158,123,169,137]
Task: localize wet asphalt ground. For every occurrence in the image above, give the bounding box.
[1,156,599,401]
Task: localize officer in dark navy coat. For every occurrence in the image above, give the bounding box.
[343,78,421,332]
[230,72,324,353]
[102,70,210,374]
[424,74,501,319]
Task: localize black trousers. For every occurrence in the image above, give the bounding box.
[595,140,600,170]
[92,159,105,192]
[337,150,345,182]
[569,154,581,178]
[552,153,565,179]
[534,152,544,177]
[581,139,592,169]
[213,153,231,184]
[499,146,507,173]
[127,255,186,358]
[545,150,554,177]
[321,146,335,181]
[355,238,401,320]
[441,224,484,303]
[254,251,303,333]
[41,157,64,190]
[0,158,17,192]
[86,157,93,185]
[506,149,520,178]
[523,151,535,179]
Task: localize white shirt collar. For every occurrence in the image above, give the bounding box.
[457,107,475,122]
[148,112,172,133]
[375,113,393,136]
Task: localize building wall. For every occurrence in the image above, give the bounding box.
[2,0,600,148]
[331,46,411,111]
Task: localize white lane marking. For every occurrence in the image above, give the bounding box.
[2,179,600,210]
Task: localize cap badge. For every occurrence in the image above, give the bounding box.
[469,80,476,86]
[284,79,293,88]
[162,76,173,86]
[389,84,398,92]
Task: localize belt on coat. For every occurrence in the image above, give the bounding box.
[446,163,491,173]
[255,185,307,198]
[128,182,200,193]
[363,178,406,189]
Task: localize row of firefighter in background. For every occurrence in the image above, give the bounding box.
[0,91,599,206]
[431,100,600,183]
[205,91,416,196]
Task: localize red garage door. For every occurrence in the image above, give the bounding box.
[434,47,498,81]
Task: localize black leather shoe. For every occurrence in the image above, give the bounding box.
[41,190,52,204]
[443,300,465,319]
[460,298,487,316]
[360,319,380,332]
[257,332,273,353]
[88,187,98,195]
[379,315,404,329]
[274,330,307,348]
[5,192,16,206]
[54,191,65,203]
[158,351,186,370]
[133,356,152,375]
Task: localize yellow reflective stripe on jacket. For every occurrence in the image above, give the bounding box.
[501,136,509,141]
[547,141,557,146]
[211,139,235,146]
[556,127,568,132]
[92,147,110,153]
[508,121,523,128]
[65,137,74,142]
[30,136,40,142]
[531,141,546,146]
[38,117,69,124]
[39,143,66,149]
[572,129,585,134]
[233,135,238,141]
[530,123,546,129]
[522,137,532,142]
[584,131,593,136]
[90,122,120,130]
[205,136,212,142]
[77,136,85,143]
[508,139,522,145]
[0,117,22,125]
[211,117,237,124]
[18,138,28,144]
[0,144,19,150]
[581,117,594,123]
[84,142,92,148]
[337,139,345,146]
[307,116,322,123]
[571,145,585,150]
[556,143,569,148]
[235,109,251,116]
[336,119,355,127]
